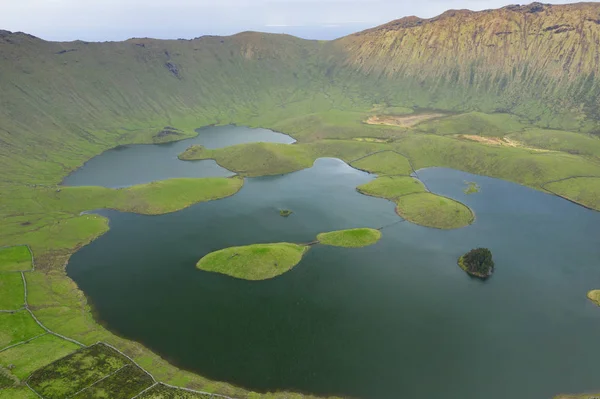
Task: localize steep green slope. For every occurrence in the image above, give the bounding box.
[331,2,600,129]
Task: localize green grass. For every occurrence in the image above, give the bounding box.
[350,151,413,175]
[0,334,80,380]
[28,343,130,399]
[464,181,481,194]
[317,228,382,248]
[544,177,600,210]
[357,176,427,199]
[137,384,212,399]
[392,134,600,195]
[197,243,309,280]
[180,143,315,177]
[509,129,600,158]
[71,365,154,399]
[0,246,32,272]
[0,311,45,349]
[415,112,527,137]
[179,140,389,177]
[0,387,38,399]
[396,193,474,229]
[0,273,25,310]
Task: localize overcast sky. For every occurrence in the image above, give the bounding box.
[0,0,585,42]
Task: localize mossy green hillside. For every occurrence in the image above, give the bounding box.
[357,176,426,199]
[415,112,526,137]
[0,311,45,349]
[197,243,309,280]
[396,193,474,229]
[317,228,381,248]
[544,177,600,210]
[0,273,25,310]
[28,343,130,399]
[0,246,32,272]
[509,129,600,158]
[350,151,413,176]
[0,334,80,380]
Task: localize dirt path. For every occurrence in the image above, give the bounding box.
[365,113,446,128]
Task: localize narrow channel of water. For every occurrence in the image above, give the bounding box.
[66,126,600,399]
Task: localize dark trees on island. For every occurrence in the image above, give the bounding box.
[461,248,494,277]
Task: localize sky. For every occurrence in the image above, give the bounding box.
[0,0,585,42]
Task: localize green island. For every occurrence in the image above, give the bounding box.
[1,2,600,398]
[279,209,293,217]
[196,243,309,280]
[316,228,382,248]
[458,248,495,279]
[586,290,600,307]
[464,182,481,194]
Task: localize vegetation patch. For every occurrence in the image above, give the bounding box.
[137,384,212,399]
[357,176,426,199]
[0,334,79,380]
[458,248,495,279]
[0,311,45,349]
[464,181,481,194]
[544,177,600,210]
[508,129,600,158]
[279,209,293,217]
[396,193,474,229]
[70,364,153,399]
[416,112,526,137]
[179,143,314,176]
[0,273,25,310]
[0,246,32,272]
[0,366,18,389]
[28,343,130,399]
[350,151,413,175]
[317,228,381,248]
[0,386,38,399]
[586,290,600,306]
[196,243,309,280]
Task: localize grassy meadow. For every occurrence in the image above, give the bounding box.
[317,228,382,248]
[196,243,309,280]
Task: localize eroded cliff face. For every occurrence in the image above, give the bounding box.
[331,3,600,121]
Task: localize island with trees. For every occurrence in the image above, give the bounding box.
[458,248,494,279]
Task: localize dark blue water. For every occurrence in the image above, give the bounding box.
[65,127,600,399]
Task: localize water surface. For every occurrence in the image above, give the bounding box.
[66,126,600,399]
[63,125,294,188]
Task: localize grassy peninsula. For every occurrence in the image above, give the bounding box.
[196,243,309,280]
[317,228,382,248]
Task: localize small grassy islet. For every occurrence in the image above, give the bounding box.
[196,243,309,280]
[317,228,381,248]
[586,290,600,306]
[464,181,481,194]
